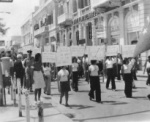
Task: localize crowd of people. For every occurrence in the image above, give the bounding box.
[1,49,145,107]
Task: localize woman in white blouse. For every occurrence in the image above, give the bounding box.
[88,60,101,103]
[122,58,134,98]
[71,57,79,91]
[57,66,70,106]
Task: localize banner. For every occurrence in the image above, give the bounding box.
[106,45,120,56]
[44,45,51,52]
[56,47,72,67]
[23,45,33,54]
[71,46,85,57]
[97,45,105,60]
[84,46,90,55]
[89,46,100,60]
[122,45,136,58]
[42,52,56,63]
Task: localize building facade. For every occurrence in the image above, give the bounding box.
[21,14,34,48]
[33,0,58,52]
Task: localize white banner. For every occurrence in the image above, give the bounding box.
[42,52,56,63]
[56,47,72,67]
[71,46,85,57]
[23,45,33,54]
[122,45,136,58]
[97,45,105,60]
[106,45,120,56]
[89,46,100,60]
[44,45,51,52]
[84,46,90,55]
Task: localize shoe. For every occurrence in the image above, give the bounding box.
[147,95,150,100]
[65,103,69,107]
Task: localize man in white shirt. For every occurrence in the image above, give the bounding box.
[105,57,116,90]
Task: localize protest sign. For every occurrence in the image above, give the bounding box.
[23,45,33,54]
[71,46,85,57]
[84,46,90,55]
[44,45,51,52]
[106,45,120,56]
[97,45,105,60]
[122,45,136,58]
[56,47,72,67]
[88,46,100,60]
[42,52,56,63]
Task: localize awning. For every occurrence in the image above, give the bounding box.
[134,16,150,57]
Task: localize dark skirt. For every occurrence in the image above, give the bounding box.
[124,73,133,98]
[60,81,71,93]
[4,76,11,87]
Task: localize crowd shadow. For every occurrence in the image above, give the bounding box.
[68,104,93,110]
[132,96,147,100]
[136,87,147,89]
[101,101,128,105]
[73,110,150,122]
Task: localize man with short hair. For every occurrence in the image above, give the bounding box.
[24,50,34,92]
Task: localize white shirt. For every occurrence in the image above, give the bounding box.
[43,67,51,76]
[58,69,69,82]
[118,58,122,64]
[89,65,99,76]
[72,63,78,72]
[106,59,113,69]
[146,62,150,69]
[123,62,133,74]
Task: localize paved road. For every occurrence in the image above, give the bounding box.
[50,77,150,122]
[1,76,150,122]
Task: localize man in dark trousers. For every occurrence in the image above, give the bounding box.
[24,50,34,92]
[14,54,24,92]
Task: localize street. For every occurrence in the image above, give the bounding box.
[1,76,150,122]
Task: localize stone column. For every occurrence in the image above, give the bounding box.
[92,20,96,45]
[119,8,125,45]
[65,29,68,46]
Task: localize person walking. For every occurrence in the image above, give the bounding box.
[122,58,134,98]
[105,57,116,90]
[14,54,24,92]
[33,53,45,103]
[24,50,34,92]
[43,63,51,95]
[88,60,101,103]
[117,54,123,80]
[144,56,150,85]
[57,66,70,106]
[71,57,79,91]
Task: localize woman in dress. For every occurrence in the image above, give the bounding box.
[88,60,101,103]
[122,58,134,98]
[57,66,70,106]
[71,57,79,91]
[33,53,45,103]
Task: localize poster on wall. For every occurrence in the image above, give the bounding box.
[44,45,51,52]
[106,45,120,56]
[42,52,56,63]
[71,46,85,57]
[56,47,72,67]
[122,45,136,58]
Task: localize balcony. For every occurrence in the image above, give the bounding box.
[80,6,91,16]
[58,13,73,27]
[34,26,49,38]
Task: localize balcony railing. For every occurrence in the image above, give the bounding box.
[34,26,49,37]
[58,13,72,25]
[81,6,91,16]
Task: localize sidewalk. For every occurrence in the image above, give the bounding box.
[0,89,73,122]
[137,71,147,77]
